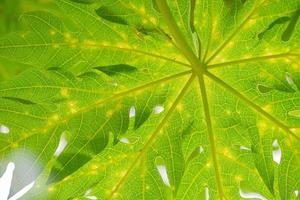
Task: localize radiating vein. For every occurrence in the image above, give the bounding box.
[205,71,300,141]
[206,0,267,64]
[107,74,195,199]
[197,74,224,199]
[0,108,47,120]
[155,0,203,73]
[0,70,192,153]
[0,42,190,68]
[98,44,190,68]
[155,1,227,198]
[208,53,291,69]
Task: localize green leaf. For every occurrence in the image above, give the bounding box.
[0,0,58,82]
[0,0,299,199]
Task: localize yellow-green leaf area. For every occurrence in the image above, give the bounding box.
[0,0,299,199]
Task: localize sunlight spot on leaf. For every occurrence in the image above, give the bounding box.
[205,187,209,200]
[290,128,300,134]
[49,30,56,35]
[138,7,146,14]
[116,104,124,111]
[215,56,226,63]
[52,43,60,48]
[68,39,78,48]
[257,121,267,132]
[91,164,99,170]
[68,101,79,114]
[129,106,135,118]
[264,48,274,56]
[155,157,171,187]
[235,175,243,183]
[50,114,60,122]
[83,40,97,48]
[47,115,60,126]
[146,185,150,190]
[54,133,68,156]
[247,19,257,27]
[11,143,18,149]
[64,32,72,40]
[150,17,158,25]
[89,170,98,176]
[60,88,69,97]
[160,83,166,87]
[165,42,173,47]
[0,124,10,134]
[100,41,110,46]
[259,70,266,78]
[291,62,299,70]
[262,104,272,112]
[295,190,299,197]
[111,80,118,87]
[240,146,251,151]
[120,137,130,144]
[154,105,164,114]
[242,53,252,60]
[272,139,281,164]
[68,101,76,108]
[116,42,129,49]
[222,148,233,158]
[205,160,212,168]
[106,110,114,117]
[176,103,184,112]
[142,19,148,24]
[227,41,234,49]
[129,2,136,9]
[22,133,30,139]
[225,109,231,115]
[48,186,55,192]
[62,176,71,182]
[239,189,267,200]
[118,170,127,177]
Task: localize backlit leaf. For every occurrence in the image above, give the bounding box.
[0,0,299,199]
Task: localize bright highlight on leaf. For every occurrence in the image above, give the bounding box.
[0,0,299,199]
[0,124,9,134]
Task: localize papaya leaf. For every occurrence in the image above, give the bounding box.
[0,0,300,199]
